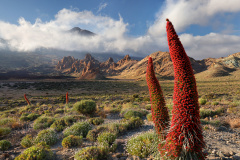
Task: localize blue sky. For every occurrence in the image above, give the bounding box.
[0,0,164,36]
[0,0,240,59]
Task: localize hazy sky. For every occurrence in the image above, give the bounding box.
[0,0,240,60]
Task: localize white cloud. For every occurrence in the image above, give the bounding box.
[0,1,240,60]
[147,0,240,59]
[180,33,240,59]
[98,2,108,13]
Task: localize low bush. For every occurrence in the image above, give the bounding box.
[146,113,152,121]
[199,98,207,105]
[212,101,219,105]
[73,100,96,115]
[126,117,144,130]
[21,134,34,148]
[200,107,224,118]
[50,116,76,132]
[54,108,64,114]
[88,117,104,125]
[0,127,11,136]
[122,110,143,119]
[33,116,55,130]
[145,104,152,110]
[62,135,83,148]
[126,132,160,158]
[200,108,213,118]
[0,118,14,126]
[201,119,222,127]
[0,140,11,151]
[74,146,108,160]
[20,113,40,121]
[63,121,91,138]
[86,126,107,142]
[15,142,54,160]
[97,132,116,145]
[35,129,58,146]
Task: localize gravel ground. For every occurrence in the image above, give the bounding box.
[1,113,240,160]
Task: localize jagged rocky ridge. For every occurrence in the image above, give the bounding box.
[56,53,137,79]
[56,52,240,80]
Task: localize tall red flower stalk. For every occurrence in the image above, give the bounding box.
[66,92,69,104]
[160,19,205,159]
[146,57,170,139]
[24,94,31,105]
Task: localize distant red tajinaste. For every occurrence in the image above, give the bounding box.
[24,94,31,105]
[161,19,205,159]
[66,92,69,104]
[146,57,169,139]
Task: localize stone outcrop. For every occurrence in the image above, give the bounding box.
[56,53,138,79]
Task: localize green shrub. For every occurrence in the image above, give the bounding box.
[132,94,139,99]
[74,146,108,160]
[126,132,160,158]
[200,109,213,118]
[201,119,222,127]
[0,118,14,126]
[27,113,40,121]
[143,97,150,102]
[54,108,64,114]
[15,142,53,160]
[146,113,152,121]
[86,126,107,142]
[20,115,29,121]
[126,117,144,129]
[200,107,224,118]
[62,135,83,148]
[145,104,152,110]
[21,134,33,148]
[123,110,143,119]
[33,116,55,130]
[88,117,104,125]
[63,121,91,138]
[199,98,207,105]
[20,113,40,121]
[212,101,219,106]
[73,100,96,115]
[50,116,76,132]
[35,129,58,146]
[0,140,11,151]
[0,127,11,136]
[215,107,225,115]
[97,132,116,145]
[72,115,87,121]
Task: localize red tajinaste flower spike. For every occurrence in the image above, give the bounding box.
[24,94,31,105]
[66,92,69,104]
[161,19,205,159]
[146,57,170,139]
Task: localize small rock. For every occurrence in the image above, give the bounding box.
[224,151,235,157]
[132,156,141,160]
[212,150,217,154]
[218,151,225,157]
[232,153,240,159]
[9,155,15,160]
[217,126,228,131]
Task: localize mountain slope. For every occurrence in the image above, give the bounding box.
[56,51,240,80]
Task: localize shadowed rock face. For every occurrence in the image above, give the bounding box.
[56,53,138,79]
[69,27,96,37]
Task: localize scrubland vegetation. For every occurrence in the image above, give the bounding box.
[0,78,239,159]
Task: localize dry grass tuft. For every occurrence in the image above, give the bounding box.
[226,118,240,128]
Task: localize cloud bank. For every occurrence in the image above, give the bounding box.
[0,0,240,59]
